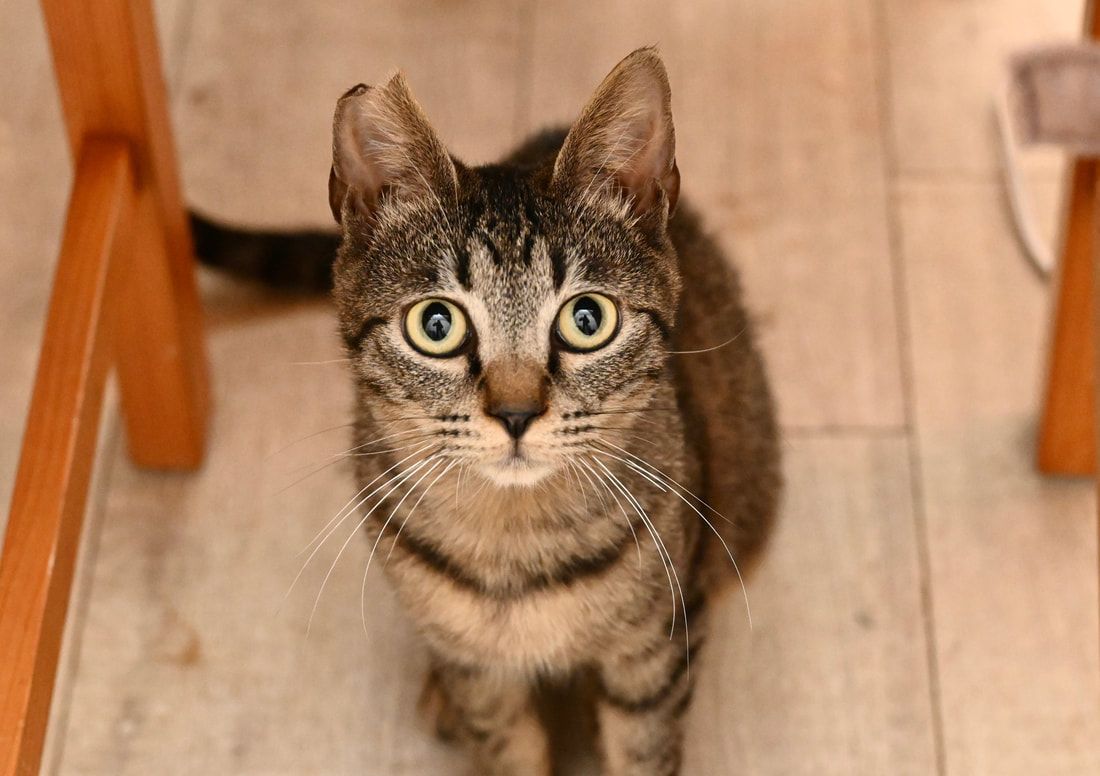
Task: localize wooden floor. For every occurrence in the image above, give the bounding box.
[2,0,1098,773]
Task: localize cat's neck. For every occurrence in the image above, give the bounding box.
[400,464,601,558]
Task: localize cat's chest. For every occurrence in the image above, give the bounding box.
[388,551,656,673]
[381,501,666,672]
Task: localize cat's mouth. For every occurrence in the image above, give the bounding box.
[480,448,553,487]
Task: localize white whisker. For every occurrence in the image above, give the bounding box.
[342,426,435,456]
[593,442,753,630]
[360,458,446,636]
[666,324,748,355]
[265,422,353,460]
[294,442,435,560]
[577,458,641,570]
[287,357,353,366]
[597,440,732,525]
[279,444,437,620]
[592,457,688,662]
[306,454,439,636]
[565,461,589,511]
[385,459,458,569]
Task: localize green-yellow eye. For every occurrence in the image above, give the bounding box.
[556,293,618,352]
[404,298,469,357]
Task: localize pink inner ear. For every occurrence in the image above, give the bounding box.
[614,115,679,215]
[337,117,392,206]
[553,48,679,217]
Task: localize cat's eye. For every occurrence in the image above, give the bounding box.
[404,298,469,357]
[556,293,619,352]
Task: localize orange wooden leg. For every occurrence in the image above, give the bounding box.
[1037,0,1100,476]
[43,0,210,468]
[0,1,210,772]
[0,139,135,776]
[1038,158,1098,476]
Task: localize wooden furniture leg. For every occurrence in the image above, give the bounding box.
[0,1,209,773]
[44,0,210,468]
[1037,0,1099,476]
[0,140,134,776]
[1039,159,1098,475]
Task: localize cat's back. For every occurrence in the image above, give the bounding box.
[668,205,781,577]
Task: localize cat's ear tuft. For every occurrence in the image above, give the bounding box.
[330,74,457,224]
[554,47,679,220]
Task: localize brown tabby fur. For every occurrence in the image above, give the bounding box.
[204,47,780,776]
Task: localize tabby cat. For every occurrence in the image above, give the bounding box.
[197,47,780,776]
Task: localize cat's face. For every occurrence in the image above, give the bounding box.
[329,49,681,487]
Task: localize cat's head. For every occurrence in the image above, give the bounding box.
[329,48,682,487]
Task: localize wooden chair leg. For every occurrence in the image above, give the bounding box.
[0,139,135,776]
[0,1,210,772]
[1038,158,1098,476]
[43,0,210,468]
[1037,0,1100,476]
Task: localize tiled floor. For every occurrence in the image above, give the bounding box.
[1,1,1098,774]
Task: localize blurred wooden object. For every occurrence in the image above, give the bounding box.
[1038,2,1100,476]
[0,2,209,774]
[0,140,133,776]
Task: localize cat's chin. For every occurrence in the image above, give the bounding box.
[478,456,555,488]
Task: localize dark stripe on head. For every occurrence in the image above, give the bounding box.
[467,350,482,379]
[522,231,536,266]
[547,346,560,376]
[344,316,386,352]
[636,307,672,340]
[550,247,567,290]
[523,197,541,231]
[483,237,503,266]
[455,242,471,289]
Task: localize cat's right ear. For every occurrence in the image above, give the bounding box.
[553,47,679,223]
[329,77,457,225]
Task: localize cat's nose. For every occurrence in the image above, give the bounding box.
[482,358,549,440]
[488,405,543,439]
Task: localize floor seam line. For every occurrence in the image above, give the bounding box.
[868,2,949,774]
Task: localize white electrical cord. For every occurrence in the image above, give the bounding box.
[994,80,1055,279]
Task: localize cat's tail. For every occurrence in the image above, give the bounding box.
[189,210,339,293]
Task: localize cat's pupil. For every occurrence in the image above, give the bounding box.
[573,297,602,336]
[422,302,452,341]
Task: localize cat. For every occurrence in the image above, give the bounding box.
[195,47,780,776]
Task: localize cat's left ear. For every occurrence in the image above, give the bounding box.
[329,75,458,225]
[553,47,680,221]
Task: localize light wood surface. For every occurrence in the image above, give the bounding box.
[0,0,1096,774]
[687,436,937,775]
[0,139,134,776]
[898,179,1100,775]
[883,0,1081,175]
[42,0,210,470]
[175,0,528,227]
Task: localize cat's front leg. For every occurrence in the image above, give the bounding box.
[431,661,551,776]
[595,615,698,776]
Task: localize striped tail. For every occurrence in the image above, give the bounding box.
[189,211,339,293]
